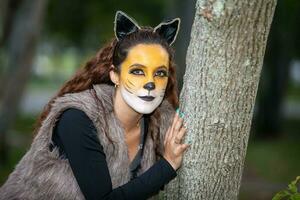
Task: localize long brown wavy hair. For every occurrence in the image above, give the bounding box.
[33,26,179,158]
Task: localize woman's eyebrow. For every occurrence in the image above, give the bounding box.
[129,63,146,68]
[157,65,168,70]
[129,63,168,69]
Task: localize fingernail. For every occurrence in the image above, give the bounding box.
[176,108,180,114]
[179,112,185,118]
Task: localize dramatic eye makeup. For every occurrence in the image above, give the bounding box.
[155,69,168,77]
[129,68,145,75]
[128,63,168,77]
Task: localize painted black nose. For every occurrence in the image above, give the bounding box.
[143,82,155,91]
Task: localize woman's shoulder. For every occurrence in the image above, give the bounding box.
[50,88,99,116]
[60,107,90,121]
[56,108,96,132]
[60,107,88,117]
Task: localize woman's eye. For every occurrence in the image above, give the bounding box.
[155,70,168,77]
[130,69,144,75]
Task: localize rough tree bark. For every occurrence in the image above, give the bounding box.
[162,0,277,199]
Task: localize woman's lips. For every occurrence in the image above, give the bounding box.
[138,95,155,101]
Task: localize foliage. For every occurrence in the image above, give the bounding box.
[272,176,300,200]
[45,0,167,49]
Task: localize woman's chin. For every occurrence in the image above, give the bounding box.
[127,98,162,114]
[120,87,164,114]
[135,107,155,114]
[127,102,156,114]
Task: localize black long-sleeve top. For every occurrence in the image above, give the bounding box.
[49,108,177,200]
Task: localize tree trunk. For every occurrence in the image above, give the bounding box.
[163,0,277,199]
[0,0,24,48]
[0,0,48,165]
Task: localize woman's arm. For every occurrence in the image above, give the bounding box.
[52,108,176,200]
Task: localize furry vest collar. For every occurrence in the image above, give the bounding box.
[0,83,175,200]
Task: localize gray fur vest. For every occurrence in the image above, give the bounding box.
[0,83,175,200]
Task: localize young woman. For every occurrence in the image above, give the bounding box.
[0,11,190,200]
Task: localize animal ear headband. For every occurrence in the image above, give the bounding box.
[114,10,181,46]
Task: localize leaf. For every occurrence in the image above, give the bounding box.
[272,190,290,200]
[290,193,300,200]
[288,183,297,193]
[291,176,300,186]
[289,176,300,194]
[273,176,300,200]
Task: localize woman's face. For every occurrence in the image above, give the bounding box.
[119,43,169,114]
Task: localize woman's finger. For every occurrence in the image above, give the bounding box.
[170,111,179,139]
[173,117,184,133]
[164,126,171,146]
[178,143,190,154]
[176,126,187,142]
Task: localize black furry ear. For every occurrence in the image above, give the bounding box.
[153,18,180,46]
[114,11,141,41]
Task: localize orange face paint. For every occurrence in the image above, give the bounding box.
[119,43,169,114]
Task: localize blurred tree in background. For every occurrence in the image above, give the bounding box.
[0,0,48,165]
[253,0,300,139]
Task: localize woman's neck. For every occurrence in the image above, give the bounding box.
[113,89,143,132]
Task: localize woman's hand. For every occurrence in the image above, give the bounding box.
[163,109,190,171]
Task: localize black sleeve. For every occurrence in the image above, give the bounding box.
[52,108,177,200]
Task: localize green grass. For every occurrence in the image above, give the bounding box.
[0,113,35,184]
[244,115,300,184]
[0,146,29,184]
[286,82,300,101]
[245,137,300,183]
[13,113,37,134]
